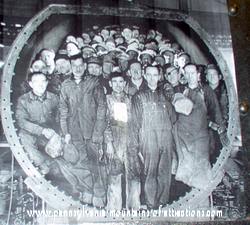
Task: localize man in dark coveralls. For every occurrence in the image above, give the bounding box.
[16,72,59,174]
[129,65,176,209]
[59,54,107,207]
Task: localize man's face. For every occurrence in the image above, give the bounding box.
[115,37,124,46]
[165,67,180,86]
[101,29,110,41]
[184,65,199,88]
[106,41,116,51]
[206,68,220,86]
[138,42,145,51]
[76,37,84,49]
[141,54,153,66]
[82,49,95,59]
[132,29,139,39]
[122,28,132,42]
[103,62,114,75]
[109,76,126,94]
[56,59,71,75]
[155,56,165,67]
[127,50,138,60]
[31,60,47,74]
[144,67,160,88]
[71,58,86,79]
[163,51,174,64]
[82,33,91,44]
[87,63,102,76]
[155,33,163,43]
[147,29,156,40]
[118,59,129,72]
[138,34,146,43]
[29,74,48,96]
[66,35,76,43]
[41,50,55,66]
[177,55,188,68]
[66,43,80,57]
[129,62,142,80]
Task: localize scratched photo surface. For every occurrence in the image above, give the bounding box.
[0,0,244,224]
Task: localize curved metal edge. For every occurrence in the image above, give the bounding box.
[161,15,238,211]
[1,3,239,217]
[1,4,81,209]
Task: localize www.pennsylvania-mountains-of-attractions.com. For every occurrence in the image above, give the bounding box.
[27,206,223,219]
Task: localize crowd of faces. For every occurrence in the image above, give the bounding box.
[28,24,224,96]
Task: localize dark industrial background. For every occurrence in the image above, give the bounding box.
[228,0,250,218]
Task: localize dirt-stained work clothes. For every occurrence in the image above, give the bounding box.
[104,92,141,210]
[162,82,186,102]
[16,91,59,168]
[59,75,107,207]
[175,85,223,189]
[60,76,107,143]
[129,87,176,208]
[124,78,148,97]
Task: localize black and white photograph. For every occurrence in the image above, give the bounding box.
[0,0,247,224]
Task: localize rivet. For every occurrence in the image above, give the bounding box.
[228,3,239,16]
[239,100,249,115]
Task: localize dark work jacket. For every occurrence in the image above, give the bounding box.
[16,91,59,136]
[124,78,148,97]
[59,75,107,143]
[213,81,228,122]
[99,75,112,95]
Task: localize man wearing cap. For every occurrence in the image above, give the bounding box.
[126,44,139,61]
[174,63,228,190]
[59,54,107,207]
[48,57,72,95]
[100,28,110,42]
[114,34,125,47]
[159,46,175,65]
[163,65,185,101]
[124,60,148,97]
[81,46,96,59]
[176,52,191,84]
[81,33,92,45]
[100,55,116,94]
[139,49,156,68]
[16,72,59,174]
[121,27,133,45]
[129,65,176,209]
[66,42,81,57]
[117,52,130,73]
[87,57,102,77]
[92,43,108,57]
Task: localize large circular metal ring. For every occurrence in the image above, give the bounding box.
[1,4,238,222]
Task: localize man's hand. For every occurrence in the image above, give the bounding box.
[64,134,71,144]
[106,142,114,161]
[42,128,55,139]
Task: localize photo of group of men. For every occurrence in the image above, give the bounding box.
[14,24,229,211]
